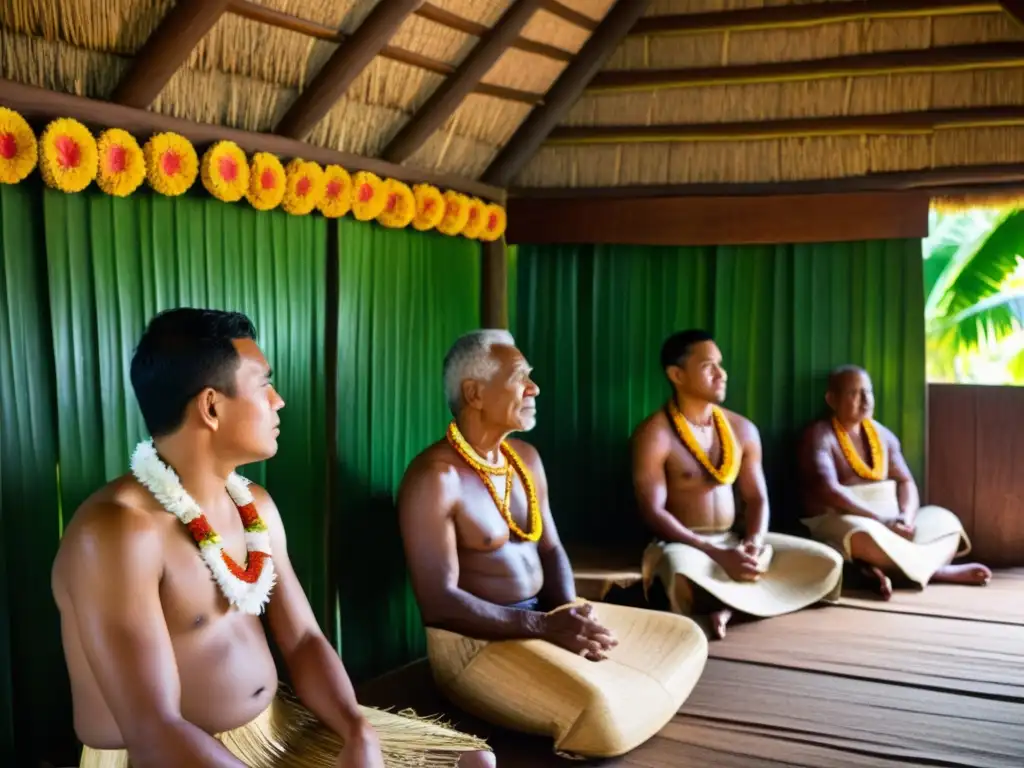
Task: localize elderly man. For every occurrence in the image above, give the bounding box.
[632,330,844,639]
[799,365,991,598]
[397,329,708,759]
[52,308,493,768]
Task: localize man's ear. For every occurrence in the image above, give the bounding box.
[461,379,484,410]
[196,388,220,431]
[666,365,686,389]
[824,390,836,412]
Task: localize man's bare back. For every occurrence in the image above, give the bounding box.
[52,475,278,748]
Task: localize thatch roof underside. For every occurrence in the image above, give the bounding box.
[517,0,1024,188]
[0,0,615,180]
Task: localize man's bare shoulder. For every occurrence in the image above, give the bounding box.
[507,437,544,475]
[871,420,901,449]
[720,408,759,443]
[802,418,837,448]
[632,408,672,445]
[397,441,464,512]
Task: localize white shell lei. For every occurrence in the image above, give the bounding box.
[130,440,276,615]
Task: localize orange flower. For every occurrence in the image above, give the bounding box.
[282,159,325,216]
[318,165,352,218]
[412,184,445,231]
[201,141,249,203]
[436,191,470,236]
[246,152,285,211]
[96,129,146,197]
[144,132,198,196]
[0,107,37,184]
[461,197,487,239]
[478,203,508,242]
[39,118,98,193]
[376,179,416,229]
[351,171,387,221]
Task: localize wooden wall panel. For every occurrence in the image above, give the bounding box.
[927,383,1024,568]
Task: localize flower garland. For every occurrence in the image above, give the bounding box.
[39,118,98,193]
[96,129,146,197]
[446,421,542,543]
[832,417,887,481]
[0,108,507,235]
[130,440,276,614]
[144,132,198,197]
[666,399,741,485]
[0,107,37,184]
[201,141,249,203]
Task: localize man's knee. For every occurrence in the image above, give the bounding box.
[459,749,497,767]
[849,532,893,567]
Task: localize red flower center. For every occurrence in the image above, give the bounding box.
[0,133,16,160]
[358,182,374,203]
[448,202,459,215]
[387,193,398,211]
[488,212,498,230]
[218,155,238,182]
[55,135,81,170]
[423,199,435,212]
[296,176,311,197]
[261,168,276,190]
[468,207,478,221]
[326,180,342,199]
[161,150,181,176]
[107,145,127,173]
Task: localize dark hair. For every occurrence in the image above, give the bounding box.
[660,329,715,371]
[827,364,868,393]
[130,308,257,437]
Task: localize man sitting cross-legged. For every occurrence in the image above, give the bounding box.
[397,329,708,760]
[799,364,991,599]
[52,308,493,768]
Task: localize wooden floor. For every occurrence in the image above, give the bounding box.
[358,572,1024,767]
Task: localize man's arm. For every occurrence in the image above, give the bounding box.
[630,418,716,553]
[513,440,575,609]
[734,420,768,546]
[884,431,920,522]
[64,506,246,768]
[397,459,553,641]
[799,424,880,519]
[256,487,376,752]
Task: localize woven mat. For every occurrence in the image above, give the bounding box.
[839,569,1024,625]
[709,605,1024,699]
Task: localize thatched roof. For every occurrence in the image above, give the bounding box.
[517,0,1024,189]
[0,0,615,183]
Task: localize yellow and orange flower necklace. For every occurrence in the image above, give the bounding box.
[666,399,741,485]
[832,417,887,481]
[446,421,542,542]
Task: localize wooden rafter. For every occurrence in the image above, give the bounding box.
[630,0,1000,36]
[227,1,543,105]
[544,106,1024,144]
[0,78,503,202]
[275,0,423,140]
[587,42,1024,93]
[541,0,599,30]
[414,3,574,62]
[1001,0,1024,24]
[482,0,652,188]
[111,0,230,109]
[383,0,546,164]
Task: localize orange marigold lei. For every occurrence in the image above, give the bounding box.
[666,399,740,485]
[446,421,542,542]
[832,417,887,481]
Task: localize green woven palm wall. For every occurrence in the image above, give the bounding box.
[513,240,926,548]
[334,219,480,681]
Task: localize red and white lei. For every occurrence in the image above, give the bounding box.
[130,440,276,615]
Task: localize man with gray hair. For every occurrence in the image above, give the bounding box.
[396,330,709,759]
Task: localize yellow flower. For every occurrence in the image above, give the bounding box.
[0,107,37,184]
[201,141,249,203]
[95,129,145,197]
[351,171,387,221]
[246,152,286,211]
[461,197,487,239]
[412,184,445,232]
[318,165,352,218]
[478,204,507,242]
[282,159,325,216]
[144,132,198,197]
[39,118,97,193]
[376,179,416,229]
[436,191,470,236]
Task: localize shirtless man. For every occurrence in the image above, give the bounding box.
[51,308,491,768]
[396,330,709,758]
[632,329,843,639]
[800,365,991,599]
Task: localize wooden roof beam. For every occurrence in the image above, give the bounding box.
[111,0,230,109]
[1001,1,1024,24]
[630,0,1001,36]
[544,105,1024,144]
[383,0,546,164]
[587,42,1024,93]
[275,0,423,140]
[540,0,599,30]
[482,0,652,188]
[414,3,575,62]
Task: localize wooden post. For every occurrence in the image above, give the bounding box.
[481,240,508,329]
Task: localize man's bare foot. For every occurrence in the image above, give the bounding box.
[710,609,732,640]
[932,563,992,586]
[861,564,893,600]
